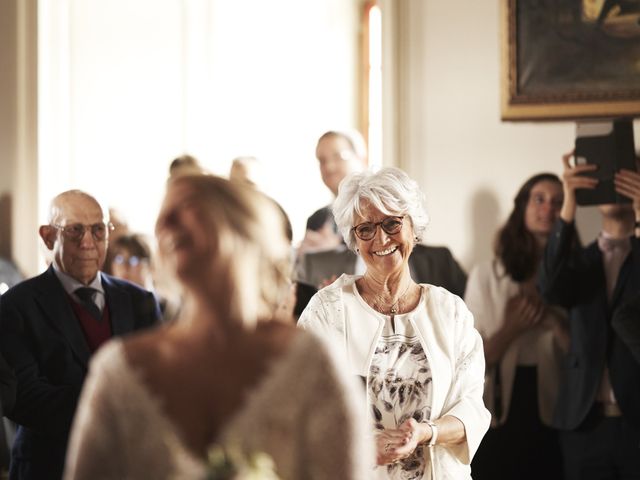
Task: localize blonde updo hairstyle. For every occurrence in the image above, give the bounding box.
[165,175,292,328]
[333,167,430,252]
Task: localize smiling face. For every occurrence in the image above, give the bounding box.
[524,180,563,239]
[353,201,414,278]
[316,134,360,196]
[155,180,214,283]
[40,192,107,285]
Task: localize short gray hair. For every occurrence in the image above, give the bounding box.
[333,167,430,251]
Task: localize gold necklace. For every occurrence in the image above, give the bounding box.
[389,281,412,314]
[363,277,413,315]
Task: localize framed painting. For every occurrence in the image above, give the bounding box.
[501,0,640,121]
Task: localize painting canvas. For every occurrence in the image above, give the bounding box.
[501,0,640,120]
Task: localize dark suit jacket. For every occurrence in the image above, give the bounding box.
[613,290,640,365]
[295,244,468,297]
[538,219,640,431]
[0,349,15,419]
[0,348,15,472]
[0,266,160,480]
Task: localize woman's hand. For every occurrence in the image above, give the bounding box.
[375,419,429,465]
[375,429,410,465]
[560,150,598,223]
[503,292,545,335]
[541,307,571,353]
[318,274,338,289]
[484,290,546,367]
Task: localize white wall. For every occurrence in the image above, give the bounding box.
[391,0,636,272]
[0,0,38,277]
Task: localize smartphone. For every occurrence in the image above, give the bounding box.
[574,119,636,206]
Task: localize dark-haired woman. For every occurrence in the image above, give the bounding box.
[465,173,568,480]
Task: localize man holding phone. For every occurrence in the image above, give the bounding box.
[538,149,640,480]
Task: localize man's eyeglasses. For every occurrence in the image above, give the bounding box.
[352,216,404,241]
[113,254,146,267]
[53,223,114,241]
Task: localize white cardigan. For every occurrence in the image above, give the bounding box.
[298,274,490,480]
[464,260,564,427]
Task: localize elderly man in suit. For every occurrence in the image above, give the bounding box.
[297,130,367,256]
[0,190,160,480]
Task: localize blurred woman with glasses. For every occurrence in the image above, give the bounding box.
[109,234,152,289]
[299,167,490,480]
[108,233,181,323]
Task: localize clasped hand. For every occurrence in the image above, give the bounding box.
[503,290,545,335]
[375,418,428,466]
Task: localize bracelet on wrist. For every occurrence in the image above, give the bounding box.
[426,420,438,448]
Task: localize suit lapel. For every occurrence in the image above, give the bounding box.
[610,254,632,310]
[35,267,92,366]
[102,275,134,336]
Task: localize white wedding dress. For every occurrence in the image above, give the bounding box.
[64,331,373,479]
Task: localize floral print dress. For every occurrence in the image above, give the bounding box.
[369,314,433,480]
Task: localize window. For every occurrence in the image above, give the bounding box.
[360,1,382,169]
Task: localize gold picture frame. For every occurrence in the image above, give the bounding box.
[501,0,640,121]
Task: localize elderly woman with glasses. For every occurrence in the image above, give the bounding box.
[299,167,490,480]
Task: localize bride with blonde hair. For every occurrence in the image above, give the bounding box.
[65,174,372,479]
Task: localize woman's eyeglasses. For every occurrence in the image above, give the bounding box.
[352,216,404,241]
[113,255,146,267]
[53,223,114,241]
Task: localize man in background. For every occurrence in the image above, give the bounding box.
[538,151,640,479]
[298,130,367,255]
[229,156,263,189]
[0,190,160,480]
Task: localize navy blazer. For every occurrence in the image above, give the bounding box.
[538,219,640,431]
[0,266,160,480]
[612,290,640,365]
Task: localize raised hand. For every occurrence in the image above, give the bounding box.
[614,167,640,219]
[560,150,598,223]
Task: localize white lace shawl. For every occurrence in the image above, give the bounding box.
[64,331,375,479]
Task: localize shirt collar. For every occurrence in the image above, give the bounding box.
[597,231,631,254]
[52,262,104,296]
